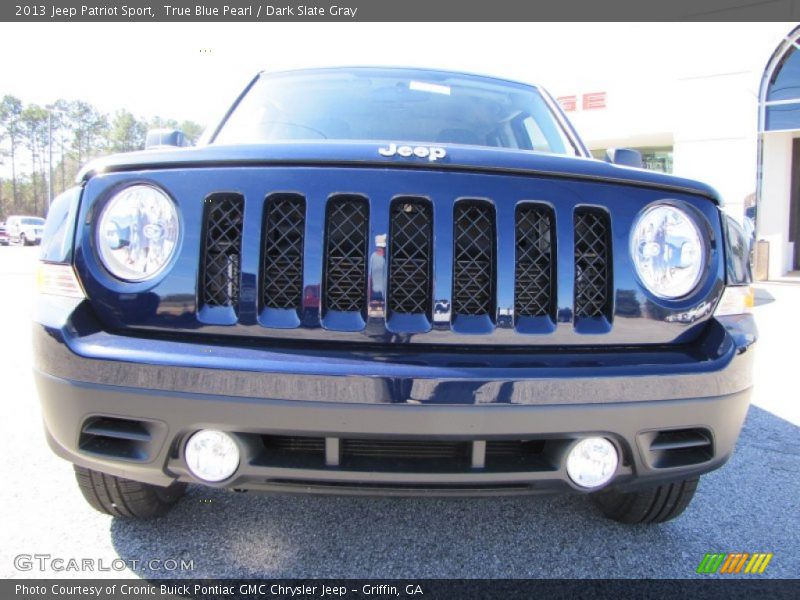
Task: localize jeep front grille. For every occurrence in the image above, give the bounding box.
[261,194,305,311]
[196,191,618,335]
[387,198,433,317]
[324,195,369,314]
[574,208,612,319]
[452,201,496,318]
[200,194,244,308]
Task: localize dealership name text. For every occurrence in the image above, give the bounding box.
[16,584,423,597]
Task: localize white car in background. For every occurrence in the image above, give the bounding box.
[5,215,45,246]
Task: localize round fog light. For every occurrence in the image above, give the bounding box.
[185,430,240,482]
[566,437,618,489]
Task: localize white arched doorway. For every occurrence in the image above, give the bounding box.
[758,25,800,278]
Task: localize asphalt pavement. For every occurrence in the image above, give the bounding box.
[0,245,797,579]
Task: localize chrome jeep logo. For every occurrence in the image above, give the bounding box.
[378,143,446,162]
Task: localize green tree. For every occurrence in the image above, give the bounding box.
[1,94,204,212]
[20,104,49,214]
[0,95,24,208]
[147,116,203,146]
[0,149,6,219]
[68,100,108,164]
[148,116,179,130]
[109,109,146,153]
[179,120,205,145]
[49,99,72,195]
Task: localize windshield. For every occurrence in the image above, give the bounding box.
[213,69,580,156]
[22,218,44,226]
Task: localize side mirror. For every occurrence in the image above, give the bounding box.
[606,148,643,168]
[145,128,187,150]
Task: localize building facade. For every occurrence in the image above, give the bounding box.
[555,23,800,279]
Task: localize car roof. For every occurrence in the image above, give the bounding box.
[258,66,542,92]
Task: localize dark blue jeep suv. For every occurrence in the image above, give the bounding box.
[33,67,755,523]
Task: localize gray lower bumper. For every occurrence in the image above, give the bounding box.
[36,370,752,495]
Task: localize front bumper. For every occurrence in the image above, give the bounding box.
[33,299,756,496]
[37,371,751,495]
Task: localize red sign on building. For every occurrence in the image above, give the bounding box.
[582,92,607,110]
[557,95,577,112]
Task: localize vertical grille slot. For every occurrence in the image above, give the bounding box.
[574,208,612,320]
[261,194,305,312]
[324,195,369,315]
[388,198,433,317]
[515,204,555,320]
[453,201,496,318]
[200,194,244,309]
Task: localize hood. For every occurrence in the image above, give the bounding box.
[77,141,722,204]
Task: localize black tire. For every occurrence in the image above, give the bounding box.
[592,477,699,524]
[74,465,187,519]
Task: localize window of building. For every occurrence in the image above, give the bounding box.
[764,43,800,132]
[767,46,800,102]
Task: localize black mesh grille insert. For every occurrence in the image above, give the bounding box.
[574,208,612,318]
[324,196,369,313]
[261,195,305,310]
[453,202,496,316]
[343,439,470,460]
[201,194,244,308]
[261,435,325,455]
[388,198,433,316]
[515,205,555,318]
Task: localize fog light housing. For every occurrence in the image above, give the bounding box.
[566,437,618,489]
[185,430,240,482]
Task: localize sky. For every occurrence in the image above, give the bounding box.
[0,22,789,128]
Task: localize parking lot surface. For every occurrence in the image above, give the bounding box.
[0,245,797,579]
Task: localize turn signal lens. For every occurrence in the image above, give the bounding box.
[36,262,86,299]
[714,286,754,316]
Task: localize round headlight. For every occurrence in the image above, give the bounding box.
[96,184,179,281]
[630,204,705,299]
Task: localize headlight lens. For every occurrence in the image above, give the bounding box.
[96,184,179,281]
[630,204,705,298]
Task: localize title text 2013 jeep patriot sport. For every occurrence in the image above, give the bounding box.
[33,68,755,523]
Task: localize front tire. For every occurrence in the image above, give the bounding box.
[592,477,699,524]
[74,466,187,519]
